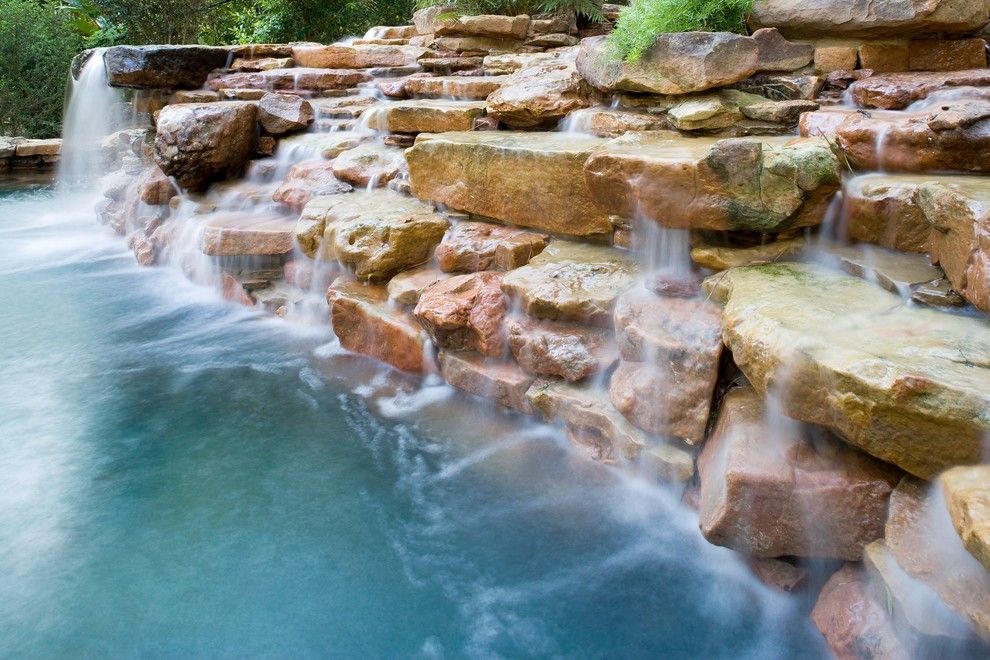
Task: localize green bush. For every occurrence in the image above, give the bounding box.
[0,0,84,137]
[608,0,753,62]
[415,0,603,22]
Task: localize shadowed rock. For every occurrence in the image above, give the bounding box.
[848,70,990,110]
[104,45,228,89]
[154,101,257,191]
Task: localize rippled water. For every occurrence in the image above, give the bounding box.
[0,184,827,658]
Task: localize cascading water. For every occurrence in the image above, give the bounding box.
[58,49,119,185]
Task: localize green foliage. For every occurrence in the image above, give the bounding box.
[0,0,84,137]
[416,0,603,22]
[608,0,753,62]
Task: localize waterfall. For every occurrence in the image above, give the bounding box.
[58,49,119,186]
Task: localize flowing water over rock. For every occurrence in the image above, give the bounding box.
[0,185,827,656]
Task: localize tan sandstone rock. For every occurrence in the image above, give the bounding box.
[438,351,535,414]
[406,131,611,238]
[434,221,548,273]
[271,160,352,209]
[941,465,990,574]
[584,132,840,233]
[486,61,600,128]
[257,92,314,135]
[848,70,990,110]
[331,143,407,188]
[364,99,487,133]
[507,317,617,382]
[705,263,990,479]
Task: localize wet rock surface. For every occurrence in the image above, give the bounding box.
[507,317,616,382]
[438,351,535,414]
[848,70,990,109]
[406,131,611,238]
[584,133,840,233]
[501,241,640,327]
[104,45,228,89]
[364,99,488,133]
[434,221,549,273]
[413,271,508,357]
[154,101,257,191]
[487,62,600,128]
[326,277,428,373]
[257,93,314,135]
[941,465,990,574]
[706,263,990,479]
[698,387,902,559]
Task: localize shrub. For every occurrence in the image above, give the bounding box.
[0,0,84,137]
[415,0,604,22]
[608,0,753,62]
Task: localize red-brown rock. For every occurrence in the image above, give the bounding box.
[438,351,535,414]
[434,221,549,273]
[697,387,903,559]
[810,564,909,660]
[272,160,352,209]
[507,317,617,382]
[413,271,508,357]
[848,69,990,110]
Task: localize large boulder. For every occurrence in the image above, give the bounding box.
[800,102,990,173]
[434,221,548,273]
[501,241,640,327]
[698,387,902,559]
[609,289,723,445]
[526,380,694,481]
[705,263,990,479]
[810,564,909,660]
[291,43,427,68]
[584,133,840,233]
[326,277,429,373]
[843,174,936,253]
[406,131,611,238]
[848,70,990,110]
[941,465,990,574]
[104,45,228,89]
[154,101,257,191]
[576,34,759,95]
[918,178,990,311]
[302,191,449,281]
[199,213,296,257]
[413,271,508,357]
[750,0,990,38]
[487,61,601,128]
[257,92,314,135]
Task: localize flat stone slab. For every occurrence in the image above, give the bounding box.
[526,379,694,482]
[207,68,372,92]
[584,132,840,233]
[364,99,487,133]
[386,267,453,305]
[690,238,806,270]
[277,132,366,159]
[403,75,508,99]
[705,262,990,479]
[291,43,426,69]
[14,139,61,157]
[438,351,535,414]
[843,173,939,253]
[104,45,228,89]
[200,212,296,256]
[406,131,612,238]
[326,277,428,373]
[501,240,640,327]
[825,244,943,294]
[800,104,990,173]
[848,70,990,110]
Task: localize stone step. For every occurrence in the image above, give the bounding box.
[800,103,990,173]
[206,68,372,93]
[584,132,840,233]
[438,351,535,415]
[199,212,297,256]
[277,131,367,159]
[331,142,407,189]
[842,173,990,310]
[363,99,487,133]
[298,190,449,282]
[500,240,640,327]
[434,221,549,273]
[406,131,611,239]
[848,70,990,110]
[824,244,944,295]
[291,43,427,69]
[326,276,429,373]
[404,75,508,100]
[526,379,694,482]
[704,262,990,479]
